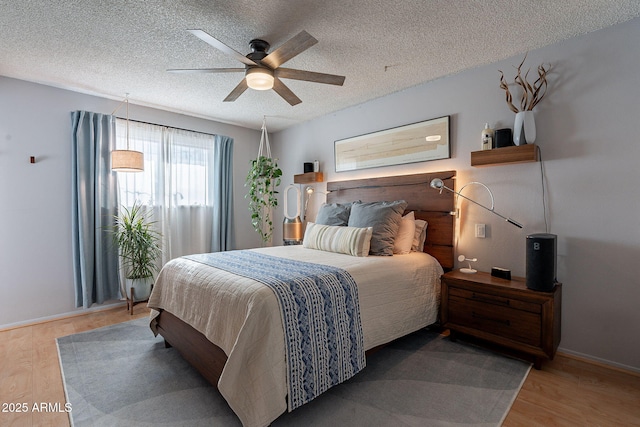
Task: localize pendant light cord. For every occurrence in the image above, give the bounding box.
[125,94,130,150]
[111,93,132,150]
[538,145,549,233]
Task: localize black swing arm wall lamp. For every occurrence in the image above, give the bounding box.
[429,178,523,228]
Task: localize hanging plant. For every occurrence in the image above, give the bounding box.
[245,118,282,244]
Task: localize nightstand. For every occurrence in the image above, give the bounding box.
[441,270,561,369]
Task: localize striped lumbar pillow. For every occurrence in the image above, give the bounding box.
[303,222,373,257]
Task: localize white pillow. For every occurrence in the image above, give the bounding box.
[393,211,416,255]
[412,219,428,252]
[303,222,373,257]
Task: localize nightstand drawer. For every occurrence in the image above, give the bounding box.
[448,295,541,346]
[449,287,541,314]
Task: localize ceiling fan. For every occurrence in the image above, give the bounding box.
[168,29,345,106]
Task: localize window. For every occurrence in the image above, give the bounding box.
[115,119,216,262]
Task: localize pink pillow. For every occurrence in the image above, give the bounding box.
[393,211,416,255]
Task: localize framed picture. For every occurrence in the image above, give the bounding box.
[334,116,450,172]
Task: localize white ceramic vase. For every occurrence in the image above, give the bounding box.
[513,110,536,145]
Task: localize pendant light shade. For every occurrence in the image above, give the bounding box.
[111,149,144,172]
[111,94,144,172]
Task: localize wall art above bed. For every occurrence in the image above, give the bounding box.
[334,115,450,172]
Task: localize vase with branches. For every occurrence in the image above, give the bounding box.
[499,54,550,145]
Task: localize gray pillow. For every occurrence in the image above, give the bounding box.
[348,200,408,256]
[315,202,353,226]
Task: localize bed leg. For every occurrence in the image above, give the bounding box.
[164,339,172,349]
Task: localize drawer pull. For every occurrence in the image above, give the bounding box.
[472,311,511,326]
[472,293,510,306]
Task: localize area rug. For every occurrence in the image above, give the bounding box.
[57,318,530,426]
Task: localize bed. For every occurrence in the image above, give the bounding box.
[148,171,456,427]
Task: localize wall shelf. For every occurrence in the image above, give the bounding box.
[293,172,324,184]
[471,144,539,167]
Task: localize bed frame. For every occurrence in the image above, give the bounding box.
[154,171,456,389]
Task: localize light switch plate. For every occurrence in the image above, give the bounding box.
[475,223,486,238]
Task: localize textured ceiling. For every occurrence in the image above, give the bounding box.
[1,1,639,132]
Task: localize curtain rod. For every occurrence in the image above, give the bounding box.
[111,115,218,138]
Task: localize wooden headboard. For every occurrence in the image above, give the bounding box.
[326,171,456,270]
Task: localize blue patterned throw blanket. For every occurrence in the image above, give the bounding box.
[185,250,366,410]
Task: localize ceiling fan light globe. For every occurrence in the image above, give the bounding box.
[246,68,274,90]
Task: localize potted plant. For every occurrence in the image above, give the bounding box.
[112,202,162,301]
[245,155,282,244]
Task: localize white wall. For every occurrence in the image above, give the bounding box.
[273,18,640,371]
[0,77,263,327]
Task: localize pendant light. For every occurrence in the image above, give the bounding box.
[111,94,144,172]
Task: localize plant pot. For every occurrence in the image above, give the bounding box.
[126,276,153,302]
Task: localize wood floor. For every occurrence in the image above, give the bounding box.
[1,305,639,427]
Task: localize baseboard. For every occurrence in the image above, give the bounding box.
[0,301,127,332]
[557,348,640,376]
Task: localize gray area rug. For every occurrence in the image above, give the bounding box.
[57,318,530,426]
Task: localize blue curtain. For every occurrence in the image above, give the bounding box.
[211,135,234,252]
[71,111,120,308]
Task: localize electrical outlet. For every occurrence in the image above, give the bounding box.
[475,223,486,238]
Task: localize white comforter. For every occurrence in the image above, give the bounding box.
[148,245,442,427]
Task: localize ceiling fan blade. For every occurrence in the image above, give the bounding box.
[167,68,245,74]
[272,78,302,106]
[261,30,318,69]
[187,29,257,67]
[276,68,345,86]
[223,79,249,102]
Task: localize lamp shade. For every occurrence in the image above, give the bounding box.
[245,68,274,90]
[111,149,144,172]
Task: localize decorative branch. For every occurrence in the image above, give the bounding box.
[499,72,519,113]
[498,53,549,112]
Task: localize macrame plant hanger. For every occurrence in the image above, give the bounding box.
[247,116,281,245]
[258,116,272,244]
[257,116,271,160]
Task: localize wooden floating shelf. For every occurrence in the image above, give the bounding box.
[293,172,324,184]
[471,144,539,167]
